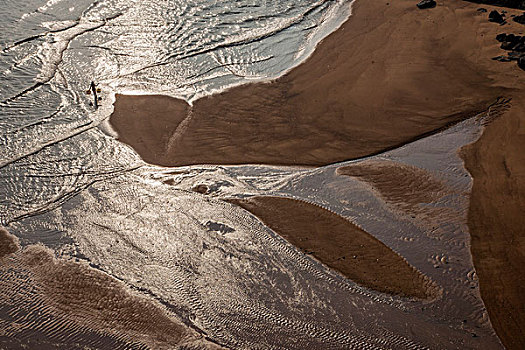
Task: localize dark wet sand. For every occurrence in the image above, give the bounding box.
[110,94,190,162]
[228,196,438,299]
[337,160,448,215]
[110,0,508,167]
[461,99,525,350]
[0,227,220,350]
[108,0,525,347]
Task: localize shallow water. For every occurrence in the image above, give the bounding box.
[1,0,351,223]
[0,0,505,348]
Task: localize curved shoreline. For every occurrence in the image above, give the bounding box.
[110,0,355,105]
[227,196,439,299]
[110,0,513,168]
[109,1,525,348]
[461,98,525,350]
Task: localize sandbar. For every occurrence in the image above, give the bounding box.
[109,0,525,347]
[227,196,438,299]
[110,0,510,167]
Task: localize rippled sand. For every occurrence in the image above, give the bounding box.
[2,0,525,348]
[227,196,439,299]
[337,161,448,215]
[108,2,525,346]
[0,228,220,349]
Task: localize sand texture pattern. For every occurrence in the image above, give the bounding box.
[110,0,510,167]
[461,99,525,350]
[337,160,449,215]
[0,228,221,350]
[228,196,438,299]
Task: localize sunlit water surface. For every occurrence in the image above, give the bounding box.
[0,0,504,348]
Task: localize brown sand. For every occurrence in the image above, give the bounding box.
[0,227,19,258]
[0,227,221,349]
[108,0,525,347]
[337,160,448,215]
[110,0,514,167]
[228,196,438,299]
[110,94,190,162]
[461,99,525,350]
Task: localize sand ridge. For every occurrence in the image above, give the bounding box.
[0,227,222,349]
[227,196,440,299]
[337,160,449,215]
[461,98,525,350]
[110,0,514,167]
[108,0,525,348]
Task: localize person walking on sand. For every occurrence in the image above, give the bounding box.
[90,81,98,109]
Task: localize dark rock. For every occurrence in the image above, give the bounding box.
[513,12,525,23]
[478,7,488,11]
[192,184,208,194]
[496,33,508,42]
[493,32,525,68]
[205,221,235,234]
[498,33,525,51]
[417,0,437,9]
[501,40,517,50]
[518,55,525,69]
[504,33,518,43]
[508,51,525,58]
[513,42,525,51]
[489,10,506,23]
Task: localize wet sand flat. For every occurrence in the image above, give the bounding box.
[228,196,438,299]
[337,160,448,215]
[110,94,190,161]
[461,99,525,350]
[108,0,525,348]
[0,227,220,350]
[110,0,513,167]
